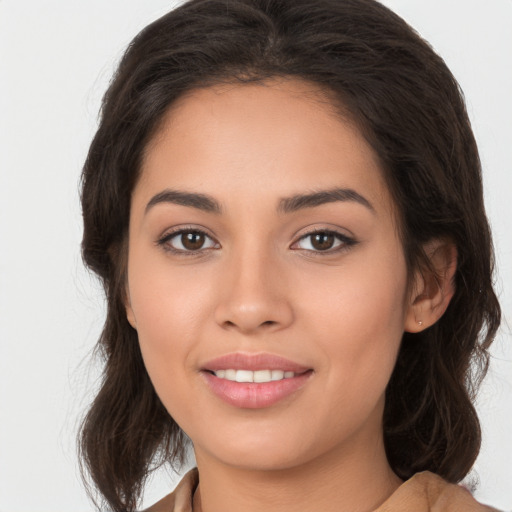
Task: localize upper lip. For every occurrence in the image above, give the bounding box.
[201,352,311,373]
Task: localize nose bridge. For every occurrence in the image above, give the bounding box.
[214,237,293,333]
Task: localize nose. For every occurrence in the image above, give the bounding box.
[214,248,294,335]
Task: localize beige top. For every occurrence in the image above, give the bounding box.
[145,468,500,512]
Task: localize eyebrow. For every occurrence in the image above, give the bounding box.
[278,188,375,214]
[145,189,222,214]
[145,187,374,215]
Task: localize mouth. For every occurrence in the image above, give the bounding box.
[206,368,305,382]
[200,353,313,409]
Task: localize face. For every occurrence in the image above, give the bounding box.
[126,79,415,472]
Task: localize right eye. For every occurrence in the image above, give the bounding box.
[158,229,218,254]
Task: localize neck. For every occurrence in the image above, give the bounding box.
[193,431,402,512]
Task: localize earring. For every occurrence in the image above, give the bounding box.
[417,320,423,326]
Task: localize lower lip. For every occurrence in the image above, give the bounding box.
[201,371,313,409]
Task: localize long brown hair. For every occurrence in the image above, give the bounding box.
[79,0,501,510]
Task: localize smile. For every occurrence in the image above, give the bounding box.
[212,369,297,382]
[200,353,313,409]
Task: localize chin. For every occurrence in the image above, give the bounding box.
[192,424,333,473]
[209,447,309,473]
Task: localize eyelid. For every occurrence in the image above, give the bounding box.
[290,227,358,253]
[155,224,357,256]
[156,225,220,255]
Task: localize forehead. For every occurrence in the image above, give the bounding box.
[138,78,392,215]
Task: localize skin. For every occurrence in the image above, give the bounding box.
[125,78,456,512]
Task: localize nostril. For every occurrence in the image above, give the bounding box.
[221,319,277,331]
[215,300,294,333]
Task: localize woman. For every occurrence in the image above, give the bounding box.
[79,0,501,510]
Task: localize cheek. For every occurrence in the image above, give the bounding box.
[128,252,213,336]
[125,252,214,393]
[299,249,408,392]
[127,265,209,423]
[303,248,407,327]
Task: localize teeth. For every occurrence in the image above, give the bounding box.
[225,369,237,381]
[235,370,254,383]
[254,370,271,383]
[212,369,296,383]
[271,370,284,381]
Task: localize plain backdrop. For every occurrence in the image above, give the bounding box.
[0,1,511,511]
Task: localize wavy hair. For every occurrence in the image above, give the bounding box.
[79,0,501,510]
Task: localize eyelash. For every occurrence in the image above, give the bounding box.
[156,227,357,256]
[292,228,358,255]
[156,226,219,256]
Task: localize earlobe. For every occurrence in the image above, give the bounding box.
[404,240,457,333]
[126,306,137,330]
[125,286,137,330]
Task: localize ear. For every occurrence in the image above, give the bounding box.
[404,239,457,333]
[124,285,138,330]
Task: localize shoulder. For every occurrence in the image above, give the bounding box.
[144,493,176,512]
[144,468,199,512]
[377,471,501,512]
[413,472,500,512]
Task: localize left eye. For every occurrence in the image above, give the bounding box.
[160,230,217,252]
[294,231,352,252]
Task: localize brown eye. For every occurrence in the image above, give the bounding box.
[159,229,218,253]
[310,232,335,251]
[293,230,356,253]
[181,231,206,250]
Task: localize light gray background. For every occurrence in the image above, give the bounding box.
[0,1,510,511]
